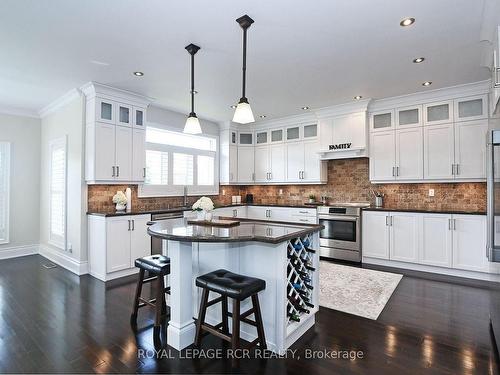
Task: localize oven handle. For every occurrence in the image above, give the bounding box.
[318,215,359,222]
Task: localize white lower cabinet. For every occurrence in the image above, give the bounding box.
[362,210,489,276]
[361,211,390,259]
[88,214,151,281]
[418,213,452,267]
[390,212,419,262]
[452,215,488,272]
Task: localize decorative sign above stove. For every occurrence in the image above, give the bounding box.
[329,143,352,150]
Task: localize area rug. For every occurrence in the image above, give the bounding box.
[319,261,403,320]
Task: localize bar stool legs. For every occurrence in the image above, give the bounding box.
[153,275,165,348]
[231,299,240,352]
[130,269,145,326]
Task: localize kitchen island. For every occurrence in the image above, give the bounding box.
[148,218,322,353]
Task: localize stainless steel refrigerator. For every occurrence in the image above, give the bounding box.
[487,128,500,354]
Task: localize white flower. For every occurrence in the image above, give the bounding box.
[112,191,128,205]
[192,196,214,212]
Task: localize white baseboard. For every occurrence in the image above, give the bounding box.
[39,244,89,276]
[0,244,38,260]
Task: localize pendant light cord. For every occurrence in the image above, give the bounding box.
[242,27,247,100]
[191,52,195,114]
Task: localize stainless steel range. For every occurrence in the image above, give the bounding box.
[317,203,370,262]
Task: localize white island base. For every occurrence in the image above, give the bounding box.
[164,232,320,354]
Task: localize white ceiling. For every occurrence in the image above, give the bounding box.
[0,0,494,122]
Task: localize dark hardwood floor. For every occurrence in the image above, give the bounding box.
[0,254,499,374]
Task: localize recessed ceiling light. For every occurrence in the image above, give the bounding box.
[133,71,144,76]
[354,95,362,100]
[400,17,415,27]
[301,106,310,110]
[422,81,432,86]
[260,115,266,119]
[413,57,425,63]
[230,105,237,109]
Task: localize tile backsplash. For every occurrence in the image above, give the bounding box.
[87,158,486,213]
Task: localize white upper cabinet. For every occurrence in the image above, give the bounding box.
[369,131,396,181]
[424,100,453,125]
[302,140,322,182]
[286,142,304,182]
[370,110,395,132]
[237,146,255,183]
[133,107,146,128]
[96,98,115,124]
[395,127,423,180]
[254,145,270,182]
[286,126,301,142]
[116,102,133,127]
[396,105,422,128]
[453,95,488,122]
[454,120,488,179]
[238,132,254,146]
[255,130,269,145]
[270,143,286,182]
[423,123,455,180]
[82,82,151,184]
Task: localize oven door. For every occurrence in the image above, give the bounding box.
[318,215,360,251]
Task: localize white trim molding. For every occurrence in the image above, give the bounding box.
[39,244,89,276]
[38,88,82,118]
[0,244,38,260]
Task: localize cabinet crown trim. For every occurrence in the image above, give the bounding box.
[80,82,153,106]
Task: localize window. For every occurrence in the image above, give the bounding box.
[139,126,219,197]
[0,142,10,244]
[49,137,67,249]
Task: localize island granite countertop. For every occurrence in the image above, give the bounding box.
[148,217,323,244]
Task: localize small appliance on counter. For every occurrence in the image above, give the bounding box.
[245,194,254,203]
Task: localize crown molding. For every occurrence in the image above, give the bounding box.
[369,80,491,112]
[315,98,372,119]
[250,112,317,130]
[80,81,154,107]
[38,88,81,118]
[0,104,39,119]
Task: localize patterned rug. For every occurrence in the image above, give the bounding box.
[319,261,403,320]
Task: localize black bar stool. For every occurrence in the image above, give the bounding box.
[130,255,171,348]
[194,269,267,353]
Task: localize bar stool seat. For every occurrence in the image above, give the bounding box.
[196,269,265,300]
[195,269,267,361]
[131,255,171,349]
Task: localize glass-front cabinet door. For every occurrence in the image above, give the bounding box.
[396,105,422,128]
[117,103,133,127]
[133,107,145,128]
[286,126,301,141]
[96,98,115,124]
[271,129,283,143]
[303,124,318,138]
[370,110,395,132]
[255,130,268,144]
[454,95,488,122]
[424,100,453,125]
[238,132,253,146]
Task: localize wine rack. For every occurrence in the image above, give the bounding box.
[286,233,317,325]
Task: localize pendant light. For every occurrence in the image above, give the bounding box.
[184,43,202,134]
[233,14,255,124]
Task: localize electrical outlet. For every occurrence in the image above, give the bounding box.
[222,189,226,196]
[428,189,435,197]
[279,189,283,195]
[67,242,73,253]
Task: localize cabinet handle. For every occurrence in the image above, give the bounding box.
[386,216,389,226]
[392,166,395,177]
[269,172,272,180]
[143,168,146,178]
[112,166,116,177]
[456,164,460,175]
[299,219,308,222]
[453,219,456,230]
[116,166,120,177]
[390,216,393,226]
[451,164,455,175]
[252,172,255,181]
[448,218,452,230]
[396,166,400,177]
[128,220,131,231]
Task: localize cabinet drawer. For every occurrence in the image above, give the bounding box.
[291,215,317,224]
[289,208,317,216]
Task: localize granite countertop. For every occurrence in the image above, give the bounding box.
[87,203,319,217]
[147,218,323,244]
[362,206,486,216]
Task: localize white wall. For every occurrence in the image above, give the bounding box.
[0,113,41,257]
[39,93,87,267]
[147,105,220,135]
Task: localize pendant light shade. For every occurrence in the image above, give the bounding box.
[184,43,202,134]
[233,14,255,124]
